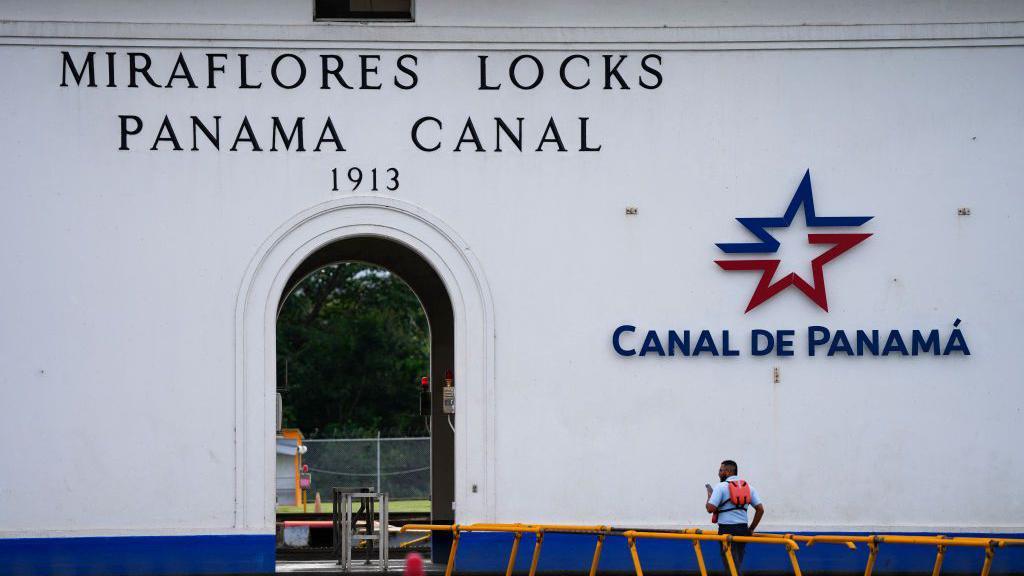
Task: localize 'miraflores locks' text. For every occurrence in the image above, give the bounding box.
[59,50,663,154]
[60,51,420,90]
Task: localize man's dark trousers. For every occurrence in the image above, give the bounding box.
[717,523,750,574]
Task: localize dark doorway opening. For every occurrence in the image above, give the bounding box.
[275,236,455,562]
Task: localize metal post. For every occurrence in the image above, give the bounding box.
[692,540,708,576]
[506,532,523,576]
[376,430,382,493]
[444,527,460,576]
[932,538,947,576]
[864,540,879,576]
[527,530,545,576]
[980,543,996,576]
[380,492,390,571]
[627,537,643,576]
[341,492,353,569]
[589,534,605,576]
[787,544,803,576]
[722,538,739,576]
[366,495,374,565]
[332,489,341,565]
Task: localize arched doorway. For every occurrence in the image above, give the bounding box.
[234,197,495,558]
[276,237,456,527]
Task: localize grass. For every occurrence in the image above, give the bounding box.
[276,499,430,515]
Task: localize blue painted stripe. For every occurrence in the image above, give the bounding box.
[451,532,1024,574]
[0,534,275,576]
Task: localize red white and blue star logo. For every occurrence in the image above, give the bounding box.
[715,170,872,313]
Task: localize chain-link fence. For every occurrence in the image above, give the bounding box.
[303,437,429,501]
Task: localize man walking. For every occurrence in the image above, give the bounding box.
[706,460,764,574]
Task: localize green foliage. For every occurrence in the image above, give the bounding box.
[276,263,429,438]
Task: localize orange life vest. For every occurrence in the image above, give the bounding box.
[711,480,751,523]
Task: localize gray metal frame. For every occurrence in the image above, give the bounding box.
[335,490,389,571]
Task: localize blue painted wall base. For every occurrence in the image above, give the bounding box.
[447,532,1024,574]
[4,530,1020,575]
[0,534,275,576]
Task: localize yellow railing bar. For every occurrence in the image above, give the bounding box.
[786,542,804,576]
[691,538,708,576]
[981,543,996,576]
[589,534,605,576]
[527,529,545,576]
[400,533,431,549]
[627,536,644,576]
[757,533,864,548]
[466,524,542,534]
[722,539,740,576]
[864,538,879,576]
[444,527,460,576]
[623,530,799,576]
[402,524,455,532]
[466,523,609,533]
[932,536,947,576]
[504,532,522,576]
[624,530,798,550]
[399,524,1021,576]
[754,532,1023,576]
[755,533,1021,546]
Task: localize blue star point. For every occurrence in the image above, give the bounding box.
[716,170,872,254]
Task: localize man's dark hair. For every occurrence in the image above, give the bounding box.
[721,460,738,475]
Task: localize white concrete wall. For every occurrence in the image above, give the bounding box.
[0,1,1022,538]
[4,0,1024,27]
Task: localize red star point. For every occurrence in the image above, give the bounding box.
[715,233,871,313]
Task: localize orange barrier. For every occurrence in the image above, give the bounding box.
[400,523,1024,576]
[399,524,795,576]
[753,532,1024,576]
[622,529,800,576]
[401,533,432,548]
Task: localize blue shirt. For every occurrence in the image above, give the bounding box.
[709,476,762,526]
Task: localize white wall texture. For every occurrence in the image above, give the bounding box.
[0,1,1021,539]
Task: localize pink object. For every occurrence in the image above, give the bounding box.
[405,552,425,576]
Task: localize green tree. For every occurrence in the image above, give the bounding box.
[276,263,429,438]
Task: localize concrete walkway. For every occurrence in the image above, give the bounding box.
[277,558,447,575]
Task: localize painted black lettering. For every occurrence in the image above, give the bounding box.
[166,52,198,88]
[639,54,663,89]
[271,117,305,151]
[603,54,629,90]
[494,117,523,152]
[559,54,590,90]
[191,116,221,150]
[509,55,543,90]
[127,52,161,88]
[360,55,382,89]
[118,115,142,150]
[60,51,96,87]
[394,54,418,89]
[320,55,353,89]
[271,54,306,89]
[411,116,442,151]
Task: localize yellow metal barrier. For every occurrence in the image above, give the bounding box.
[589,533,605,576]
[400,523,1024,576]
[752,532,1024,576]
[401,533,431,549]
[623,529,800,576]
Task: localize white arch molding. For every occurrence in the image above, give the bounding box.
[234,196,496,530]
